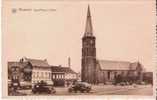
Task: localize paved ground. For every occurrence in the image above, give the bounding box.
[92,85,153,95]
[11,85,153,96]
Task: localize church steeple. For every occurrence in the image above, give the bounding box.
[81,5,97,84]
[84,5,93,37]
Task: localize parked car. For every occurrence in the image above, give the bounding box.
[68,82,91,93]
[32,81,56,94]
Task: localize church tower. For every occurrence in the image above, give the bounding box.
[81,5,97,84]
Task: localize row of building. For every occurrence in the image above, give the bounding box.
[8,57,79,87]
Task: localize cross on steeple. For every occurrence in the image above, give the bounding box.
[84,5,93,37]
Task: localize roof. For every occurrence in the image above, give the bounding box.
[8,61,27,69]
[8,62,21,67]
[62,67,77,74]
[51,66,64,73]
[97,60,132,71]
[84,5,93,37]
[51,66,77,74]
[25,58,50,67]
[143,72,153,77]
[130,62,139,70]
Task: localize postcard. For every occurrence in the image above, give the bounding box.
[2,0,156,99]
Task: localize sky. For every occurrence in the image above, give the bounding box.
[3,1,156,72]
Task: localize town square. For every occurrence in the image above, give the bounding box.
[4,2,154,96]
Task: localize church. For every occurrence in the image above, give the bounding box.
[81,6,143,84]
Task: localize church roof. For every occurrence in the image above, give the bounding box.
[84,5,93,37]
[97,60,133,71]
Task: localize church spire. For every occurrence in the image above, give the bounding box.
[84,5,93,37]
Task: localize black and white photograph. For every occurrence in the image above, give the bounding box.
[2,0,155,97]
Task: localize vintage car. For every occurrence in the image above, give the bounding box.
[32,81,56,94]
[68,82,91,93]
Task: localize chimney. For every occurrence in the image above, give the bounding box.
[68,57,71,68]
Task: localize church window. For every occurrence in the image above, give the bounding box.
[86,48,88,56]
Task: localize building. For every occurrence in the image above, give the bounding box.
[64,67,78,86]
[81,6,144,84]
[8,62,23,81]
[8,57,78,87]
[96,60,143,84]
[8,62,22,87]
[51,65,78,86]
[24,58,53,85]
[8,57,53,86]
[143,72,153,84]
[8,61,32,89]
